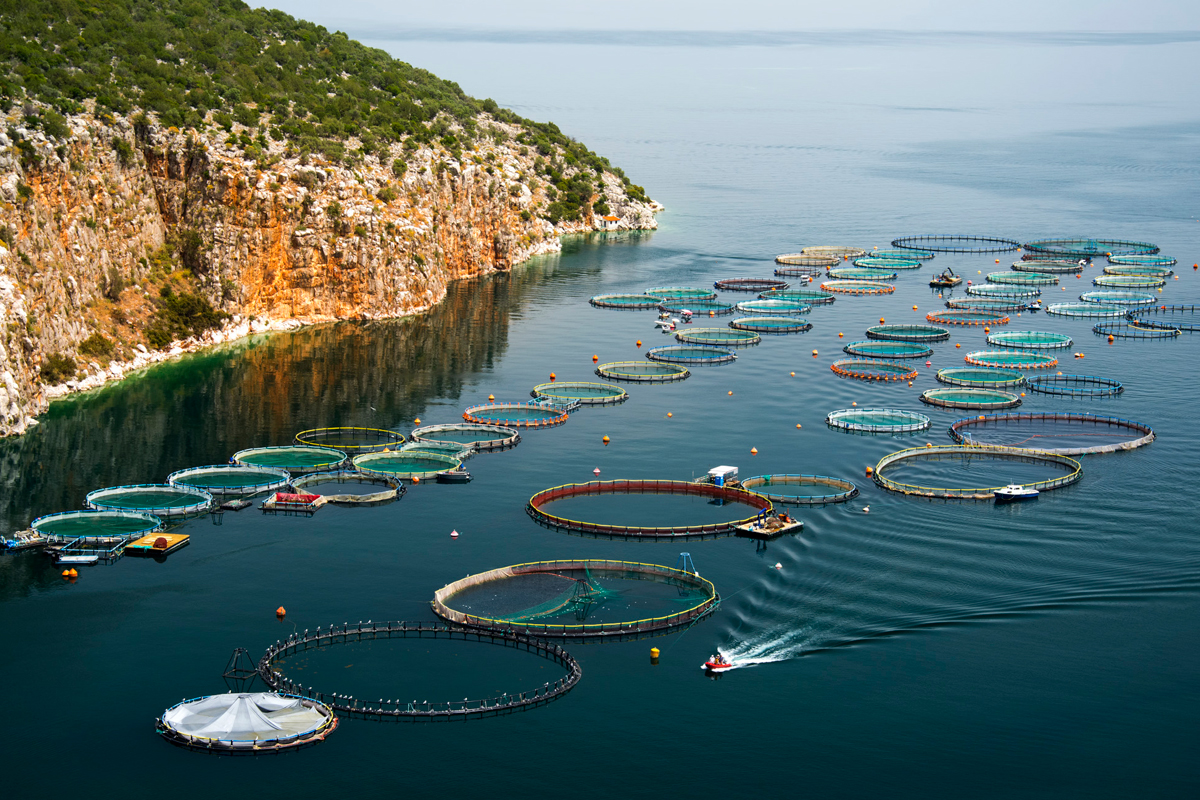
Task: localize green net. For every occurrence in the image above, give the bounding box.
[532,381,629,404]
[1108,254,1176,267]
[1080,291,1157,307]
[825,408,931,433]
[646,345,737,364]
[964,350,1059,369]
[821,279,895,294]
[463,403,568,427]
[830,359,918,381]
[1024,238,1159,258]
[410,423,521,451]
[872,248,934,260]
[234,445,347,471]
[852,257,921,270]
[936,367,1025,388]
[589,294,664,309]
[294,427,404,452]
[920,388,1021,409]
[842,340,933,359]
[1046,302,1127,318]
[352,451,461,479]
[985,331,1073,350]
[735,299,811,315]
[829,267,899,280]
[1012,260,1083,274]
[866,324,950,342]
[966,284,1041,299]
[674,327,761,347]
[657,298,736,315]
[759,288,836,305]
[775,253,839,267]
[168,465,291,494]
[987,271,1058,286]
[801,246,867,258]
[86,484,211,516]
[595,361,690,382]
[739,474,859,504]
[644,286,717,300]
[945,297,1033,311]
[1103,264,1173,277]
[1094,274,1166,288]
[713,277,790,292]
[400,440,474,459]
[31,510,161,538]
[730,316,811,334]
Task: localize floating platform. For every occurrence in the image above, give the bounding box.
[125,532,191,557]
[735,517,804,540]
[260,492,325,516]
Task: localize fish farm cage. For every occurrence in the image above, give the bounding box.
[851,257,921,270]
[157,693,338,754]
[644,286,718,300]
[646,345,737,365]
[734,298,811,315]
[674,327,761,347]
[872,444,1082,500]
[944,297,1033,312]
[1023,238,1159,258]
[759,288,836,305]
[293,427,405,454]
[532,381,629,406]
[776,253,840,267]
[86,484,212,518]
[1093,274,1166,289]
[352,451,463,480]
[966,284,1042,299]
[730,316,812,334]
[1026,374,1124,397]
[821,279,896,295]
[411,423,522,452]
[589,294,664,309]
[1125,304,1200,332]
[233,445,348,474]
[431,559,720,639]
[527,479,772,539]
[830,359,919,382]
[1080,291,1158,308]
[926,309,1011,326]
[1092,321,1181,340]
[739,474,860,505]
[257,622,582,719]
[401,439,475,460]
[1012,260,1083,274]
[595,361,690,383]
[801,246,867,258]
[985,331,1073,350]
[462,403,569,428]
[167,465,292,497]
[713,277,790,293]
[825,408,932,434]
[842,341,933,359]
[873,248,935,260]
[1046,303,1127,319]
[1107,254,1177,267]
[775,265,827,277]
[935,367,1025,389]
[947,412,1155,455]
[657,298,736,316]
[31,509,162,541]
[290,470,405,506]
[1103,264,1174,277]
[987,271,1059,286]
[920,388,1022,410]
[891,235,1021,254]
[866,324,951,342]
[830,267,900,280]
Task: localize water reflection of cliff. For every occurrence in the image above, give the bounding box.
[0,243,622,538]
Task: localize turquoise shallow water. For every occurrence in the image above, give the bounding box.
[2,28,1200,799]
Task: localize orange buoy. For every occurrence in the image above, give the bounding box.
[61,569,71,578]
[488,394,495,401]
[879,318,885,324]
[796,424,802,429]
[1108,335,1114,342]
[636,340,642,348]
[276,607,286,617]
[926,443,932,448]
[908,381,913,386]
[602,435,610,444]
[838,332,843,338]
[852,401,857,406]
[995,258,1000,263]
[728,390,733,396]
[667,412,673,418]
[709,310,715,317]
[549,372,556,381]
[984,327,990,333]
[592,355,598,362]
[812,349,818,357]
[750,447,758,455]
[865,466,874,476]
[955,343,961,348]
[412,476,420,483]
[790,371,795,377]
[1020,392,1026,397]
[912,305,918,310]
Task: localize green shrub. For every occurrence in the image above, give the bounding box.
[103,266,125,300]
[112,137,134,166]
[78,332,114,358]
[144,291,228,350]
[376,186,397,203]
[40,352,76,383]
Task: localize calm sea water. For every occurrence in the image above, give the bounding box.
[2,30,1199,798]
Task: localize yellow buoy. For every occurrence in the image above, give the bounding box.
[912,305,918,310]
[926,443,933,448]
[414,418,421,424]
[667,412,673,418]
[650,647,660,663]
[790,371,795,377]
[709,310,715,317]
[603,435,610,444]
[488,394,494,401]
[838,332,844,338]
[812,349,818,357]
[908,381,912,386]
[796,423,802,429]
[751,447,758,455]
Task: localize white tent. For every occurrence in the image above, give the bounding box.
[162,693,326,741]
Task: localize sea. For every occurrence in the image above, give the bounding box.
[1,28,1198,798]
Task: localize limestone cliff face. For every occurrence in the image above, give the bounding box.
[0,107,658,436]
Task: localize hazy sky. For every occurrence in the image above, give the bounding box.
[265,0,1200,32]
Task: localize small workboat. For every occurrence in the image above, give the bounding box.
[436,469,472,484]
[930,267,961,288]
[702,653,735,672]
[994,484,1039,503]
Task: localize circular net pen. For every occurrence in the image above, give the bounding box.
[646,345,736,365]
[1108,254,1177,267]
[987,271,1058,286]
[674,327,761,347]
[892,235,1021,254]
[825,408,931,434]
[431,560,720,639]
[1024,238,1159,258]
[945,297,1033,312]
[872,248,935,260]
[1046,303,1127,319]
[353,451,462,480]
[233,445,348,474]
[830,359,919,382]
[86,484,212,518]
[802,246,867,258]
[157,693,338,754]
[31,509,162,540]
[936,367,1025,388]
[776,253,840,268]
[920,388,1022,410]
[168,465,292,497]
[852,257,921,270]
[948,412,1154,455]
[873,445,1082,500]
[291,470,405,506]
[527,479,771,539]
[985,331,1073,350]
[1080,291,1158,308]
[644,286,718,300]
[713,277,789,293]
[759,288,836,305]
[463,403,568,429]
[596,361,690,383]
[1126,304,1200,332]
[964,350,1059,370]
[821,279,895,295]
[532,381,628,406]
[1092,321,1181,340]
[258,622,581,720]
[735,298,811,315]
[926,309,1011,326]
[966,284,1041,299]
[657,298,736,316]
[830,267,900,280]
[843,341,933,359]
[740,474,859,505]
[866,324,950,342]
[775,265,827,277]
[410,423,521,452]
[1093,274,1166,289]
[294,428,404,454]
[1012,260,1083,274]
[730,316,811,334]
[589,294,664,309]
[1103,264,1173,278]
[1027,374,1124,397]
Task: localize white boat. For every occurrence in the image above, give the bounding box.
[994,484,1039,503]
[654,319,675,331]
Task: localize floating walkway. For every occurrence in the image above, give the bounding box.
[714,277,789,293]
[821,279,895,295]
[353,451,463,481]
[735,299,811,315]
[776,253,840,268]
[759,288,836,305]
[843,341,933,359]
[987,271,1058,286]
[1046,303,1127,319]
[674,327,761,348]
[589,293,664,309]
[964,350,1059,369]
[730,316,811,334]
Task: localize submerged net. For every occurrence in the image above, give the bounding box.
[936,367,1025,388]
[463,403,568,428]
[948,412,1154,455]
[168,465,291,495]
[830,267,899,280]
[920,388,1022,409]
[830,359,918,381]
[1079,291,1157,308]
[966,284,1041,299]
[31,510,161,539]
[892,235,1020,253]
[927,309,1010,326]
[644,286,718,300]
[353,450,461,479]
[234,445,347,472]
[713,277,790,292]
[821,279,895,295]
[801,246,867,258]
[842,340,933,359]
[740,474,859,504]
[825,408,931,433]
[964,350,1059,369]
[294,427,404,453]
[1092,321,1181,340]
[596,361,690,382]
[1103,264,1173,277]
[589,294,664,309]
[735,298,811,315]
[646,345,737,364]
[776,253,840,267]
[1012,260,1083,274]
[411,423,521,451]
[759,288,836,305]
[945,296,1033,311]
[730,316,811,334]
[657,298,736,315]
[1126,304,1200,332]
[985,331,1073,350]
[532,381,629,405]
[866,324,950,342]
[1093,274,1166,288]
[1024,238,1159,258]
[1046,303,1127,318]
[1107,254,1177,267]
[86,484,211,516]
[1027,374,1124,396]
[852,257,921,270]
[674,327,761,347]
[987,271,1058,286]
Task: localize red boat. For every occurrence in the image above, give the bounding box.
[702,653,735,672]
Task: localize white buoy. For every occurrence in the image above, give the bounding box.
[862,506,870,514]
[450,530,459,538]
[774,562,782,570]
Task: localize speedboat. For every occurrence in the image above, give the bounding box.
[436,469,472,484]
[654,318,675,331]
[702,653,735,672]
[994,484,1038,503]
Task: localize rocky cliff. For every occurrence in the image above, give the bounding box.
[0,105,658,436]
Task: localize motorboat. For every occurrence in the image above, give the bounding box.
[436,468,472,484]
[994,484,1038,503]
[702,653,735,672]
[930,267,962,288]
[654,318,675,331]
